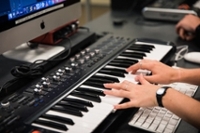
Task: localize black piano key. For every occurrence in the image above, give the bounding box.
[77,87,105,96]
[98,69,125,78]
[92,75,119,82]
[123,51,146,57]
[52,105,83,117]
[84,80,105,88]
[120,52,145,59]
[63,98,93,107]
[58,100,88,112]
[71,90,101,103]
[101,67,128,74]
[87,77,114,84]
[130,45,155,51]
[113,58,138,65]
[108,62,131,68]
[132,44,155,49]
[127,47,151,53]
[34,119,68,131]
[41,114,74,125]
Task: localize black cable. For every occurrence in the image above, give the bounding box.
[79,26,90,32]
[0,78,21,94]
[11,36,72,77]
[0,36,72,94]
[26,33,48,49]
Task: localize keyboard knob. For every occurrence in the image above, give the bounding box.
[70,57,76,62]
[94,49,100,54]
[53,75,60,81]
[78,59,85,64]
[85,48,90,53]
[89,52,95,57]
[56,72,63,76]
[34,88,42,95]
[41,77,50,82]
[81,50,86,56]
[35,84,43,90]
[57,69,65,74]
[42,81,50,88]
[75,54,81,59]
[85,55,90,61]
[71,62,78,68]
[65,67,72,72]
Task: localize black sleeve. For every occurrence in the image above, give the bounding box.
[195,24,200,37]
[184,0,198,7]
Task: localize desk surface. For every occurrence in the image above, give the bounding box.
[85,11,200,68]
[85,11,200,133]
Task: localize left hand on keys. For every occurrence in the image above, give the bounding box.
[103,74,160,109]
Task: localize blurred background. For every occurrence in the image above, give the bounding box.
[79,0,110,25]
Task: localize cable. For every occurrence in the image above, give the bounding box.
[173,45,189,66]
[11,36,72,78]
[0,78,21,95]
[79,26,90,32]
[26,33,48,49]
[0,36,72,94]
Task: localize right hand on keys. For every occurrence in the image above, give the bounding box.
[126,59,179,84]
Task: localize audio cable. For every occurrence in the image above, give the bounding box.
[0,36,72,94]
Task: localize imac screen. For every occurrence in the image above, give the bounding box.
[0,0,81,61]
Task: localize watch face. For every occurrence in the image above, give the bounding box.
[157,88,165,95]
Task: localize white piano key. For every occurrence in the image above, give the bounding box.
[32,95,114,133]
[52,95,113,133]
[117,56,140,63]
[138,44,172,60]
[120,43,173,61]
[95,73,124,80]
[32,122,66,133]
[105,65,127,70]
[66,95,113,115]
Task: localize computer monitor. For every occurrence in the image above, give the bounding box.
[0,0,81,62]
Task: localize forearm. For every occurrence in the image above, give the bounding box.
[173,68,200,86]
[163,88,200,128]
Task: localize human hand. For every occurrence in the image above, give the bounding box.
[176,14,200,40]
[126,59,178,84]
[103,74,160,109]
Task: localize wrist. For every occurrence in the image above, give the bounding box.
[156,86,171,107]
[171,68,182,83]
[177,68,182,82]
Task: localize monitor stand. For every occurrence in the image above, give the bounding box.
[2,43,65,63]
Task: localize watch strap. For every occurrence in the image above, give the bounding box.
[156,86,170,107]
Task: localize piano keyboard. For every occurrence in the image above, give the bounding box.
[0,34,176,133]
[30,36,176,132]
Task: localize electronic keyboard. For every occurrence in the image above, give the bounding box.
[0,34,176,133]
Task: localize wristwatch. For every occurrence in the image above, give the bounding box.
[156,86,171,107]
